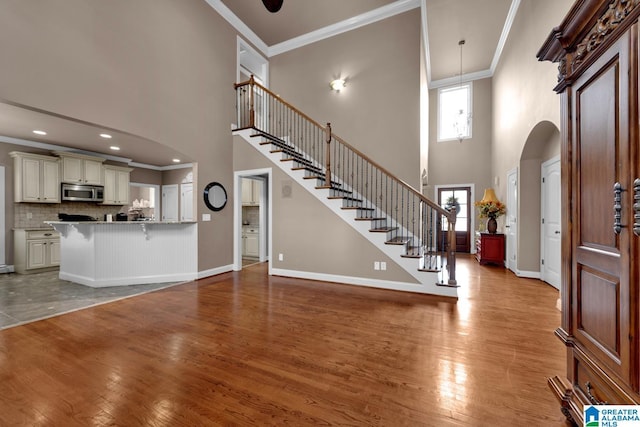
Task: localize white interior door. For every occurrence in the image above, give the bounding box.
[506,169,518,272]
[541,157,561,289]
[180,183,194,221]
[162,184,179,222]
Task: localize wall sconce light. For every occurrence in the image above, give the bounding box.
[330,79,346,92]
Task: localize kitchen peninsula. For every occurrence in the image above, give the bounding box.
[46,221,197,287]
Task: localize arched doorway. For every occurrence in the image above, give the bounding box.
[517,121,560,286]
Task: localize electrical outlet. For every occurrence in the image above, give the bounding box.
[380,262,387,271]
[374,261,380,270]
[278,253,283,261]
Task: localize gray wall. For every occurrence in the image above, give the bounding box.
[233,136,418,283]
[0,0,238,271]
[426,77,493,207]
[491,0,572,272]
[269,10,422,188]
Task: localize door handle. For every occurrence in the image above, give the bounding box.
[634,178,640,236]
[614,182,624,234]
[555,231,560,234]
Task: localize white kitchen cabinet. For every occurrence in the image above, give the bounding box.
[180,183,194,221]
[55,152,104,185]
[241,178,261,205]
[14,229,60,273]
[10,152,60,203]
[103,165,132,205]
[242,228,259,258]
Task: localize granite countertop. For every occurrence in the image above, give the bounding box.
[44,221,197,225]
[13,226,57,231]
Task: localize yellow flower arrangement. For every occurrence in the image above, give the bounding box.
[475,200,506,219]
[475,188,506,219]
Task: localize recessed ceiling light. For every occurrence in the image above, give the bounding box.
[33,130,47,135]
[109,146,120,151]
[172,158,181,163]
[100,133,112,139]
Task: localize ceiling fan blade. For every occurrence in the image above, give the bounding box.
[262,0,283,13]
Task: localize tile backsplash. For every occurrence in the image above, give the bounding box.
[242,205,259,225]
[14,202,124,228]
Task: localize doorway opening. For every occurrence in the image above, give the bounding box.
[234,168,272,272]
[435,185,474,253]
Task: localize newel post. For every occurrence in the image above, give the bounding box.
[325,123,332,185]
[249,75,255,128]
[447,214,457,285]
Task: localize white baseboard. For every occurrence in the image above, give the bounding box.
[60,272,198,288]
[515,269,540,279]
[271,268,458,298]
[0,264,15,273]
[198,264,234,279]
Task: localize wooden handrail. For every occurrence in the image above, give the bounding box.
[234,78,327,132]
[330,132,454,220]
[234,77,457,285]
[234,78,455,222]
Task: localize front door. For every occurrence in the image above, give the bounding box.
[438,187,471,253]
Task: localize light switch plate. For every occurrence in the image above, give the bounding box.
[202,213,211,221]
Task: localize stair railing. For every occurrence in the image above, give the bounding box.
[234,76,457,286]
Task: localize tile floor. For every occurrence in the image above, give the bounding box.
[0,270,180,330]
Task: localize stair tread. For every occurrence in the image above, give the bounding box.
[303,176,344,188]
[355,217,386,221]
[327,196,362,202]
[281,157,312,164]
[343,206,375,211]
[401,247,423,258]
[370,227,398,232]
[386,237,409,245]
[271,148,305,157]
[418,268,441,273]
[292,166,323,173]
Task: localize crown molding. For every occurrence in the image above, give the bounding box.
[129,161,194,171]
[429,69,493,89]
[202,0,269,56]
[420,0,431,84]
[269,0,420,56]
[490,0,521,73]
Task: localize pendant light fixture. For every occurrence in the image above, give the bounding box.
[454,39,470,143]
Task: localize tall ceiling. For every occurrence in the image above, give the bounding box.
[0,0,516,167]
[218,0,516,84]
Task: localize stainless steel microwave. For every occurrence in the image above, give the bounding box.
[61,183,104,202]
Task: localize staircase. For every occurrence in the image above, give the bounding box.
[233,77,458,297]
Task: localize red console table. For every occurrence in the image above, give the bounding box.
[475,233,505,267]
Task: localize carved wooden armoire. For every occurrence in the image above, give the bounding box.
[538,0,640,424]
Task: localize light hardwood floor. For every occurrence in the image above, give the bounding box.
[0,255,570,426]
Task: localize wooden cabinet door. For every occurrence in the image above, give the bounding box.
[41,159,60,202]
[103,168,116,204]
[61,156,83,183]
[21,157,41,202]
[116,170,129,204]
[245,233,259,257]
[48,239,60,266]
[83,160,102,185]
[27,240,47,269]
[570,30,636,386]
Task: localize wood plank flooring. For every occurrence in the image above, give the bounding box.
[0,255,570,426]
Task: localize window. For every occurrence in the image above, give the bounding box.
[437,82,472,142]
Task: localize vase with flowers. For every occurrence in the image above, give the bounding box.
[475,188,506,234]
